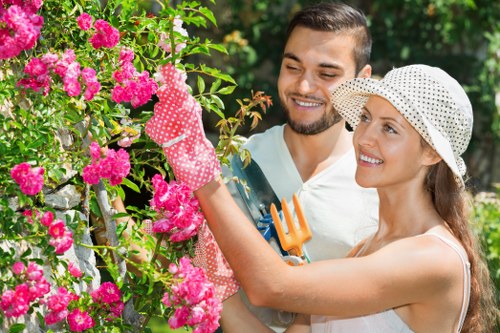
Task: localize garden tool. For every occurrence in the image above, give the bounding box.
[228,155,289,255]
[270,194,312,265]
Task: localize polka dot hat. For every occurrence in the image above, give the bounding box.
[332,64,473,186]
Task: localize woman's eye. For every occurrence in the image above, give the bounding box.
[384,124,397,134]
[360,113,370,122]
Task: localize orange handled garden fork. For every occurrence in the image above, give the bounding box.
[270,194,312,265]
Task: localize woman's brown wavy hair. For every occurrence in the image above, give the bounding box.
[425,160,498,332]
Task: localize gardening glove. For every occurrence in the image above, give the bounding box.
[145,63,220,191]
[192,222,240,302]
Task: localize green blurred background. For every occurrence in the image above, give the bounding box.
[190,0,499,192]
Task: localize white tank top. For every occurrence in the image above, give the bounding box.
[310,233,471,333]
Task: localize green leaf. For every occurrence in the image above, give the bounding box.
[199,7,217,26]
[9,323,26,333]
[197,75,206,94]
[90,197,102,218]
[116,220,128,237]
[21,248,32,258]
[208,104,225,119]
[121,178,141,193]
[210,94,224,109]
[218,85,236,95]
[210,79,221,93]
[113,212,130,219]
[208,43,228,54]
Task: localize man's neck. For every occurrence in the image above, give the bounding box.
[283,122,352,181]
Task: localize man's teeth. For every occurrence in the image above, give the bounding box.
[360,154,383,164]
[295,100,321,107]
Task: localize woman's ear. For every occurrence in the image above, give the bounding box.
[422,146,442,167]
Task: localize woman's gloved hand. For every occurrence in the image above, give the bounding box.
[145,64,220,191]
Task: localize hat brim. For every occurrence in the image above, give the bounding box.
[331,78,464,186]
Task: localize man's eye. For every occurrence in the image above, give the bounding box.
[321,73,336,78]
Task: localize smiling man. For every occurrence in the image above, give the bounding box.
[230,2,380,331]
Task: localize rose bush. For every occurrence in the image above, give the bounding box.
[0,0,270,332]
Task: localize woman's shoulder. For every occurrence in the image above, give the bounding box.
[373,230,467,284]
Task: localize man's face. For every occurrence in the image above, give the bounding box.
[278,26,365,135]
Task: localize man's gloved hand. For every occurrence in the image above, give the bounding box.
[145,64,220,191]
[141,219,239,302]
[192,223,240,302]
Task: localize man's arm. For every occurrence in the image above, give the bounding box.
[220,293,274,333]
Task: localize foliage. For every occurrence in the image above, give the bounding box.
[472,189,500,304]
[207,0,499,187]
[0,0,268,332]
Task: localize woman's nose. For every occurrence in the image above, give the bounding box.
[355,123,377,147]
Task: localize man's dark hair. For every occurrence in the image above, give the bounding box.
[285,2,372,75]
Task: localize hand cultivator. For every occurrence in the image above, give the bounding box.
[270,194,312,265]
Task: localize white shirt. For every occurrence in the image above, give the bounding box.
[234,125,379,330]
[243,125,379,261]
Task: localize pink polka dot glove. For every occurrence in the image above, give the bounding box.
[193,222,240,302]
[145,64,221,191]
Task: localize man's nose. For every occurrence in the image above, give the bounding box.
[296,73,316,94]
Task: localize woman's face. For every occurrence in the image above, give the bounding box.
[352,96,436,189]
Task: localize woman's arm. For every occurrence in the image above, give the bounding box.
[196,180,461,317]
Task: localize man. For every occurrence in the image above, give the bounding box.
[226,2,379,330]
[119,2,378,331]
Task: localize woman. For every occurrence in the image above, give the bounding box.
[145,64,497,332]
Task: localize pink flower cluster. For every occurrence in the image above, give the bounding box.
[10,162,44,195]
[91,21,120,49]
[111,48,158,108]
[0,262,50,318]
[150,174,204,242]
[76,12,120,49]
[90,282,124,319]
[162,257,222,333]
[67,308,95,332]
[17,49,101,99]
[82,142,131,186]
[47,218,74,255]
[0,0,44,59]
[27,209,74,254]
[158,16,188,54]
[76,12,92,30]
[44,287,79,325]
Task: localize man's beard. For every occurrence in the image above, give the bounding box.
[282,102,343,135]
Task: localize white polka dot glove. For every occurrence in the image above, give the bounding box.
[145,64,221,191]
[193,222,240,302]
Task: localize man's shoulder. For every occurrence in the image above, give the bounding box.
[243,124,284,149]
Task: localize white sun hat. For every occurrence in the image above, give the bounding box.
[331,64,473,186]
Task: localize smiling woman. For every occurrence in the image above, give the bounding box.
[352,96,439,188]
